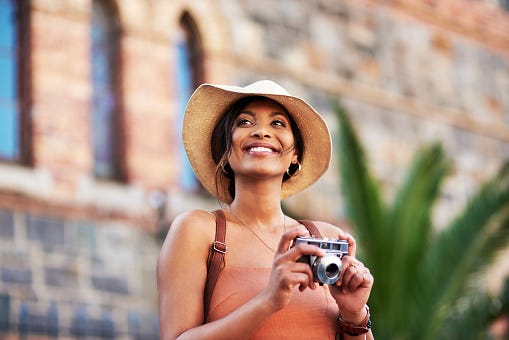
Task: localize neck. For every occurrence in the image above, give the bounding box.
[234,173,283,203]
[229,186,285,232]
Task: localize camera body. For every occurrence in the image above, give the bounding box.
[295,236,349,285]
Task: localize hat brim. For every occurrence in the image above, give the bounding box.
[182,81,331,203]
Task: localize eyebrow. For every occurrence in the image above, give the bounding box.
[239,110,289,119]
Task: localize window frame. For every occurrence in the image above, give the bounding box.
[0,0,32,165]
[91,0,126,182]
[176,12,205,193]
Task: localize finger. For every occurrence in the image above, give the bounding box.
[293,271,317,292]
[284,243,326,263]
[293,262,318,290]
[280,271,313,291]
[340,263,360,290]
[347,269,365,292]
[337,257,364,287]
[337,231,356,257]
[341,263,372,292]
[362,270,374,289]
[276,226,310,254]
[348,267,374,292]
[336,256,355,286]
[275,260,318,290]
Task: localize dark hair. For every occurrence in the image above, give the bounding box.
[211,96,304,202]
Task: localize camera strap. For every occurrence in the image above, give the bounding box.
[297,219,323,239]
[204,210,322,322]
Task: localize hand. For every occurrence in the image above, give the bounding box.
[260,227,326,312]
[330,256,374,323]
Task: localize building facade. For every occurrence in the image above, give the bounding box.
[0,0,508,338]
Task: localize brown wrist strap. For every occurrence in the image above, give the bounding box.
[337,305,371,337]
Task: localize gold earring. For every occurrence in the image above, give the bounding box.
[286,162,301,178]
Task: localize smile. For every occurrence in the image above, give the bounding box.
[244,144,280,154]
[249,146,274,153]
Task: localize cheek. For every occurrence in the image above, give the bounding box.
[230,129,243,148]
[284,134,299,162]
[229,129,247,160]
[282,133,296,150]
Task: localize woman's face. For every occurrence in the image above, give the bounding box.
[227,98,299,179]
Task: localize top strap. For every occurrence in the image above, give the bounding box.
[204,209,227,322]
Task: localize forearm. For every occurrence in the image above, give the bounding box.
[175,293,277,340]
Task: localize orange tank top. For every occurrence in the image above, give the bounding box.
[207,266,339,339]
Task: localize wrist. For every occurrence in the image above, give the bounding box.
[338,305,368,324]
[337,305,371,337]
[256,291,285,315]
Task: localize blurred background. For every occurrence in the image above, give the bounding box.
[0,0,508,339]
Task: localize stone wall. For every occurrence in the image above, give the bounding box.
[0,208,160,339]
[214,0,509,222]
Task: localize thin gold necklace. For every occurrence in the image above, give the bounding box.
[228,208,287,254]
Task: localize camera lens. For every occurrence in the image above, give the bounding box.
[312,256,343,285]
[325,263,340,278]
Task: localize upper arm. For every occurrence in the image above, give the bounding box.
[157,210,215,339]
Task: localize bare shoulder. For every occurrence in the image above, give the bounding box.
[159,209,217,259]
[157,210,219,337]
[169,209,216,237]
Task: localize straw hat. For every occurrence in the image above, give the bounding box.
[182,80,331,203]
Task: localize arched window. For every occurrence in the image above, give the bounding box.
[0,0,31,164]
[91,0,124,180]
[176,13,204,192]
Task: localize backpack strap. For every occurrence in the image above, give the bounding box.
[297,219,323,238]
[204,209,227,322]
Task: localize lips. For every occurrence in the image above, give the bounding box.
[244,143,279,154]
[249,146,274,153]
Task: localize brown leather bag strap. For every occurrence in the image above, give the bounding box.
[297,220,323,238]
[204,209,227,322]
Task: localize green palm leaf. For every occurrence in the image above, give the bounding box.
[333,100,385,255]
[333,98,509,339]
[420,164,509,339]
[383,143,450,334]
[439,276,509,339]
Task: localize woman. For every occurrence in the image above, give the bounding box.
[157,80,374,339]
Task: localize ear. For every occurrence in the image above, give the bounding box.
[291,153,299,164]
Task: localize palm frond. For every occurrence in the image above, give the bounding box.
[333,99,385,254]
[333,100,509,339]
[420,162,509,338]
[438,288,504,339]
[383,143,451,331]
[333,99,389,316]
[388,143,449,267]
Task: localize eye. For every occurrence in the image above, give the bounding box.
[237,118,253,126]
[272,119,287,128]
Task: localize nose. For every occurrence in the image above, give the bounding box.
[252,127,271,138]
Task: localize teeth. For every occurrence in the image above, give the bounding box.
[249,146,273,152]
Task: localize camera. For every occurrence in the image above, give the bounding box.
[294,236,349,285]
